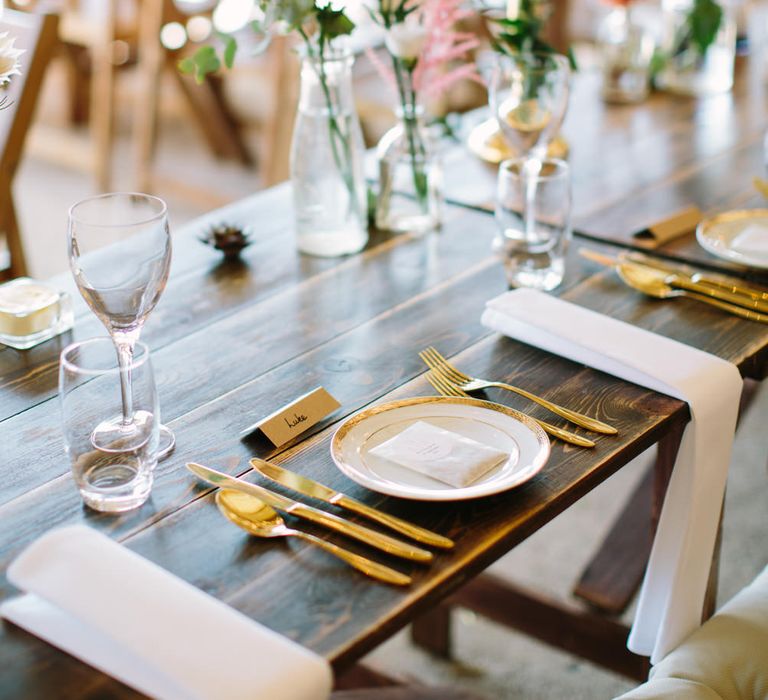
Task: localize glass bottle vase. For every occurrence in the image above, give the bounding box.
[376,85,441,235]
[290,45,368,257]
[598,6,654,104]
[656,0,736,96]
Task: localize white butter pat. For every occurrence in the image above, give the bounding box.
[369,421,509,488]
[731,224,768,257]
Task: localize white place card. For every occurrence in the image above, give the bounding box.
[240,387,341,447]
[369,421,508,488]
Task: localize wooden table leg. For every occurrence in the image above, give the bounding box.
[573,461,655,613]
[133,0,164,193]
[575,379,756,616]
[572,418,688,614]
[410,603,453,659]
[91,0,117,192]
[261,36,298,187]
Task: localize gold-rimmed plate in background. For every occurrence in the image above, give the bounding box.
[466,118,570,165]
[330,396,550,501]
[696,209,768,270]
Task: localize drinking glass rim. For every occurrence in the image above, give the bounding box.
[499,157,569,181]
[61,337,150,375]
[68,192,168,228]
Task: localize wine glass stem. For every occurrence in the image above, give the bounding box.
[114,339,135,427]
[523,156,542,243]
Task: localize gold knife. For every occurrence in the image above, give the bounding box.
[250,459,454,550]
[580,249,768,313]
[187,462,433,563]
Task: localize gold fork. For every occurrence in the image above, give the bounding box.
[424,371,596,448]
[420,347,617,435]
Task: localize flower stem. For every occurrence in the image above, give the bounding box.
[391,56,429,206]
[298,29,361,220]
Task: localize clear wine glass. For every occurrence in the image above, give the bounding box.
[67,193,174,458]
[489,52,570,242]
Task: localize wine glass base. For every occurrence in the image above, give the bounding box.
[157,424,175,460]
[91,410,153,452]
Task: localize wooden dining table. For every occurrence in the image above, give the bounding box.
[1,53,768,697]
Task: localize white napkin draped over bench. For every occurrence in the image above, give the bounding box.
[481,288,742,664]
[0,525,332,700]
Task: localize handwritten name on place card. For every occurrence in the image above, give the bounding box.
[240,387,341,447]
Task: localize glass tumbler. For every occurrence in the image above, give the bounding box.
[494,157,571,291]
[59,337,160,513]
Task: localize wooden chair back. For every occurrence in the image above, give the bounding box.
[0,9,58,280]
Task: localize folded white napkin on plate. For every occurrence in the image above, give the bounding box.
[731,224,768,258]
[481,288,742,664]
[0,525,332,700]
[369,420,509,487]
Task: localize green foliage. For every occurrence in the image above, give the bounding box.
[316,3,355,41]
[369,0,418,29]
[267,0,316,29]
[688,0,723,55]
[223,36,237,69]
[492,2,577,70]
[178,1,356,83]
[178,46,220,84]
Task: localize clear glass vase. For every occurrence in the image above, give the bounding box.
[656,0,736,95]
[290,45,368,257]
[598,6,654,104]
[376,103,442,235]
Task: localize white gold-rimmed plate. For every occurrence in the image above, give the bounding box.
[696,209,768,270]
[330,396,550,501]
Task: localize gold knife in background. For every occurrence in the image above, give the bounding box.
[250,459,454,550]
[579,249,768,313]
[625,251,768,302]
[187,462,433,563]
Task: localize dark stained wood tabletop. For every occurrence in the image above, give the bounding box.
[2,58,768,697]
[444,58,768,280]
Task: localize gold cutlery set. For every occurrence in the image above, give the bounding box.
[189,345,622,583]
[580,249,768,323]
[188,461,453,587]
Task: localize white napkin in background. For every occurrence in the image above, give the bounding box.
[0,525,332,700]
[481,288,742,664]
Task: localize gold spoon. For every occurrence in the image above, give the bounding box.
[215,490,411,586]
[617,263,768,324]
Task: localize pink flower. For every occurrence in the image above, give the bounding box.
[368,0,482,102]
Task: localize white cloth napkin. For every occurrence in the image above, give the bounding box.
[481,288,742,664]
[0,525,332,700]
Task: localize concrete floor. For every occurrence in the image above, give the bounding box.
[12,62,768,700]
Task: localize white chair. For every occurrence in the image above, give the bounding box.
[617,564,768,699]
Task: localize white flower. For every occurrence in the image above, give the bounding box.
[0,32,23,86]
[384,21,427,61]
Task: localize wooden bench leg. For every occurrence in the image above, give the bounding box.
[450,573,650,681]
[410,603,453,659]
